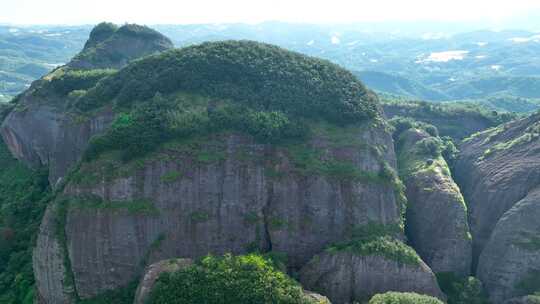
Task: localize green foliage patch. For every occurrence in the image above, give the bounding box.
[327,236,421,266]
[40,67,116,97]
[75,40,379,125]
[383,100,516,141]
[368,292,444,304]
[436,272,489,304]
[326,222,417,266]
[84,93,309,162]
[0,140,51,304]
[148,254,314,304]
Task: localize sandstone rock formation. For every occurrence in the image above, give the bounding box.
[44,128,400,300]
[299,243,445,304]
[454,113,540,302]
[454,113,540,267]
[397,128,471,276]
[478,187,540,303]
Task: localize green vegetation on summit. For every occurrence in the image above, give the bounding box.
[74,40,378,121]
[75,40,380,161]
[148,254,316,304]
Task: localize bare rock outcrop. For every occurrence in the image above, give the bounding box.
[299,241,445,304]
[397,128,472,276]
[36,126,401,300]
[477,187,540,303]
[454,113,540,269]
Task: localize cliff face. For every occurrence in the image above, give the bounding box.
[454,113,540,268]
[397,129,472,276]
[477,188,540,303]
[454,113,540,302]
[1,25,408,303]
[299,249,444,304]
[1,104,114,186]
[35,127,402,300]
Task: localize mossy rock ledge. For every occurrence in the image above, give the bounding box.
[299,238,445,304]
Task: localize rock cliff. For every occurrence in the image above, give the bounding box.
[299,242,445,303]
[454,113,540,268]
[454,113,540,302]
[2,25,407,303]
[397,128,472,276]
[477,187,540,303]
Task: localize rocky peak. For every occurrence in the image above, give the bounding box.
[68,22,173,69]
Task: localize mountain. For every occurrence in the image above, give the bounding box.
[1,24,417,303]
[2,22,540,304]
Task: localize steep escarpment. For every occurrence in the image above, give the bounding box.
[454,113,540,302]
[477,188,540,303]
[396,127,471,276]
[0,23,173,186]
[3,26,409,303]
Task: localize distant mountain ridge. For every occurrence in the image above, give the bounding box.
[2,22,540,111]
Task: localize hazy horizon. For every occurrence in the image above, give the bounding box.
[2,0,540,30]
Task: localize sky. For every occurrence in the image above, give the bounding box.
[2,0,540,26]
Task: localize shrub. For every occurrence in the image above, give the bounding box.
[148,254,310,304]
[417,137,443,157]
[84,99,171,161]
[369,292,443,304]
[327,236,421,266]
[436,272,489,304]
[41,68,116,97]
[440,136,459,164]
